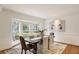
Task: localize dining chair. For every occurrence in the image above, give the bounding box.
[19,36,36,54]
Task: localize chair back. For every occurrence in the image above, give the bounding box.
[19,36,27,49]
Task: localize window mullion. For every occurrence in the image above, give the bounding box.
[19,21,23,36]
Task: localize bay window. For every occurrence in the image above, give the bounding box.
[11,19,40,41]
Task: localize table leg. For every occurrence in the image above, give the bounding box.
[33,43,37,54]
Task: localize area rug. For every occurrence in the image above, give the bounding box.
[2,42,67,54]
[47,42,67,54]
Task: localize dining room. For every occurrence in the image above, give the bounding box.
[1,4,79,54]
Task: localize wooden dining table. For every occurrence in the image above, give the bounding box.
[25,37,41,54]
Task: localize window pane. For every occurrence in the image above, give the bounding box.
[12,20,19,33]
[36,24,39,32]
[31,24,39,33]
[23,23,29,33]
[12,20,19,41]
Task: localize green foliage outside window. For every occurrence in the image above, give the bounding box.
[23,23,29,33]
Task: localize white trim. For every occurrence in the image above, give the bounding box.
[15,18,41,24]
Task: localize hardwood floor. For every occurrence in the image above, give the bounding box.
[1,42,79,54]
[63,44,79,54]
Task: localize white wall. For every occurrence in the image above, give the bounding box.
[0,8,45,50]
[45,13,79,46]
[0,8,12,50]
[44,20,50,35]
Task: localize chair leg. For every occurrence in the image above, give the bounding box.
[25,50,27,54]
[21,48,23,54]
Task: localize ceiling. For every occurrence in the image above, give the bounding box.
[1,4,79,19]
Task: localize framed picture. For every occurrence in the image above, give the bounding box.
[50,19,65,32]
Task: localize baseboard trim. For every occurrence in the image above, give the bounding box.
[55,41,79,47]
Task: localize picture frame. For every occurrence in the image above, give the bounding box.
[50,19,65,32]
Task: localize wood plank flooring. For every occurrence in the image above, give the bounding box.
[63,44,79,54]
[1,43,79,54]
